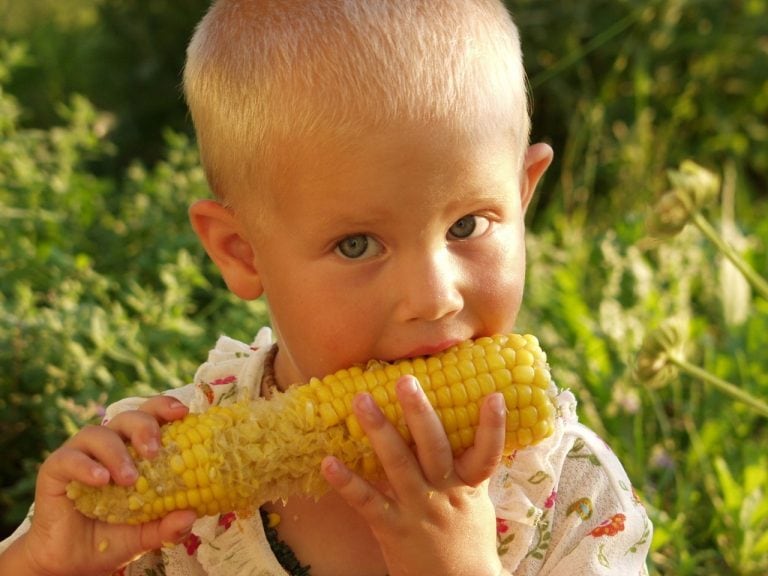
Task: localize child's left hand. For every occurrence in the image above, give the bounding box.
[321,375,507,576]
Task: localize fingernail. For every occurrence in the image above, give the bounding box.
[92,465,109,483]
[144,437,159,455]
[181,518,196,535]
[121,462,138,483]
[396,376,419,396]
[322,457,342,477]
[488,393,506,415]
[169,400,185,410]
[176,512,197,537]
[354,393,384,423]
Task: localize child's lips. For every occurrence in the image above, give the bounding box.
[402,339,462,359]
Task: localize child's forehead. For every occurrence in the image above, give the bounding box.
[262,120,521,205]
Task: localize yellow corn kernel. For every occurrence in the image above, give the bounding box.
[176,434,191,450]
[175,491,189,509]
[135,476,149,494]
[441,408,457,433]
[68,333,557,525]
[127,495,142,511]
[195,467,210,488]
[169,454,185,475]
[182,469,197,488]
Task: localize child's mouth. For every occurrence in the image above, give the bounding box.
[401,339,463,359]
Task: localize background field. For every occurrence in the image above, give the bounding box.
[1,1,767,573]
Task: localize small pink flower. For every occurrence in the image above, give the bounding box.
[218,511,237,530]
[182,532,202,555]
[211,375,237,386]
[545,490,557,509]
[496,517,509,534]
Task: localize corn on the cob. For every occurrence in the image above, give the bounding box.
[67,333,557,524]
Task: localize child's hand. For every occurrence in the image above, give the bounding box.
[321,376,507,576]
[9,396,197,576]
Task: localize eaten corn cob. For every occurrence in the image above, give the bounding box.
[68,333,557,524]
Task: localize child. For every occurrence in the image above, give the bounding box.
[0,0,652,574]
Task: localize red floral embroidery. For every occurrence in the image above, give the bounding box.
[211,375,237,386]
[218,511,237,530]
[182,532,202,555]
[496,517,510,534]
[545,490,557,509]
[590,513,626,537]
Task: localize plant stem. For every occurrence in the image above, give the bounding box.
[691,211,768,301]
[667,354,768,419]
[530,9,639,88]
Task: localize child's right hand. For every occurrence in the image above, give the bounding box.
[2,396,197,576]
[322,376,509,576]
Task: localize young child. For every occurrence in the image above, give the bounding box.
[0,1,652,574]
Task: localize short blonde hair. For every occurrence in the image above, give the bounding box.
[184,0,530,205]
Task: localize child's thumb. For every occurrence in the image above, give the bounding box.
[134,510,198,553]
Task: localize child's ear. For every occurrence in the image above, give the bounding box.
[520,142,553,211]
[189,199,264,300]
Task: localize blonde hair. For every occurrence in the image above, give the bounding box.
[184,0,530,205]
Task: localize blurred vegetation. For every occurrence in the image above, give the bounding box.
[1,1,767,574]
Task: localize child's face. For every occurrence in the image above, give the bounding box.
[222,119,543,388]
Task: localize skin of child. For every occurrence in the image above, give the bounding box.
[0,2,555,575]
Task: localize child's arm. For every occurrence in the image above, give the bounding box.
[322,375,507,576]
[0,396,197,576]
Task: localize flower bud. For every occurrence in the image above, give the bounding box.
[668,160,720,210]
[635,320,686,387]
[646,190,691,238]
[646,160,720,239]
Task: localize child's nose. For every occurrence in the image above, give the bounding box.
[394,250,463,323]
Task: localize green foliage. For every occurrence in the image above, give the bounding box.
[0,0,209,168]
[512,0,768,220]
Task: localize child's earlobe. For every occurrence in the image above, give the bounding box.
[188,200,264,300]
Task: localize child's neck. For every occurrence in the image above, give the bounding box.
[263,491,387,576]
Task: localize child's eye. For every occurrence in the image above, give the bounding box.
[448,214,491,240]
[335,234,382,259]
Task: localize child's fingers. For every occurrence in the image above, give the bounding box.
[453,392,506,486]
[70,425,140,486]
[104,399,182,461]
[134,509,198,551]
[321,456,394,524]
[394,376,455,486]
[138,395,189,423]
[350,392,427,498]
[103,411,162,461]
[39,445,112,490]
[80,510,198,570]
